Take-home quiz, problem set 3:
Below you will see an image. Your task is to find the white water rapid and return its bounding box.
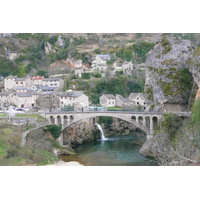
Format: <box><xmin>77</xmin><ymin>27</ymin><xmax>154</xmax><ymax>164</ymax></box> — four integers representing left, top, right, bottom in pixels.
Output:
<box><xmin>95</xmin><ymin>123</ymin><xmax>106</xmax><ymax>140</ymax></box>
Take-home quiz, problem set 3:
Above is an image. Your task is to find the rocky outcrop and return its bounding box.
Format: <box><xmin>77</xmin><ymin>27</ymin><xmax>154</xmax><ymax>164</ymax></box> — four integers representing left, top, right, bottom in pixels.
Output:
<box><xmin>145</xmin><ymin>34</ymin><xmax>196</xmax><ymax>111</ymax></box>
<box><xmin>44</xmin><ymin>42</ymin><xmax>56</xmax><ymax>55</ymax></box>
<box><xmin>63</xmin><ymin>118</ymin><xmax>98</xmax><ymax>145</ymax></box>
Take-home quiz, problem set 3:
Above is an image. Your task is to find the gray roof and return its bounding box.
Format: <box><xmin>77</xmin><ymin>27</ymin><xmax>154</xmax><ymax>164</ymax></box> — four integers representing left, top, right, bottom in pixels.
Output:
<box><xmin>14</xmin><ymin>87</ymin><xmax>31</xmax><ymax>90</ymax></box>
<box><xmin>55</xmin><ymin>91</ymin><xmax>83</xmax><ymax>98</ymax></box>
<box><xmin>121</xmin><ymin>98</ymin><xmax>132</xmax><ymax>103</ymax></box>
<box><xmin>16</xmin><ymin>92</ymin><xmax>31</xmax><ymax>97</ymax></box>
<box><xmin>103</xmin><ymin>94</ymin><xmax>116</xmax><ymax>99</ymax></box>
<box><xmin>43</xmin><ymin>78</ymin><xmax>61</xmax><ymax>81</ymax></box>
<box><xmin>129</xmin><ymin>93</ymin><xmax>147</xmax><ymax>100</ymax></box>
<box><xmin>39</xmin><ymin>86</ymin><xmax>57</xmax><ymax>91</ymax></box>
<box><xmin>0</xmin><ymin>89</ymin><xmax>15</xmax><ymax>96</ymax></box>
<box><xmin>5</xmin><ymin>75</ymin><xmax>16</xmax><ymax>79</ymax></box>
<box><xmin>15</xmin><ymin>78</ymin><xmax>26</xmax><ymax>81</ymax></box>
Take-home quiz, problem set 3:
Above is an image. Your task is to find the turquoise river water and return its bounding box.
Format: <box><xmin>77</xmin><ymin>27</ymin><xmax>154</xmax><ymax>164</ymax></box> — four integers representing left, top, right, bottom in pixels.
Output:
<box><xmin>60</xmin><ymin>133</ymin><xmax>158</xmax><ymax>166</ymax></box>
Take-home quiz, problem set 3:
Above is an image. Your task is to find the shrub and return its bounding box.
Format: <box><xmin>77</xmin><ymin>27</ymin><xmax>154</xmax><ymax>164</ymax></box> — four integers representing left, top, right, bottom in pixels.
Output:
<box><xmin>44</xmin><ymin>125</ymin><xmax>62</xmax><ymax>139</ymax></box>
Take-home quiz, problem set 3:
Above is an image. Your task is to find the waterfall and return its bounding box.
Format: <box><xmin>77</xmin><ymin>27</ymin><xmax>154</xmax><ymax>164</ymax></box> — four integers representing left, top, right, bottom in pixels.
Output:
<box><xmin>95</xmin><ymin>123</ymin><xmax>106</xmax><ymax>140</ymax></box>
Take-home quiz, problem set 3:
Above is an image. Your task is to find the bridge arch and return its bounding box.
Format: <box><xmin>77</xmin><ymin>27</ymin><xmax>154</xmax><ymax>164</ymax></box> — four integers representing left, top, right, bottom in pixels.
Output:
<box><xmin>153</xmin><ymin>116</ymin><xmax>158</xmax><ymax>129</ymax></box>
<box><xmin>50</xmin><ymin>116</ymin><xmax>54</xmax><ymax>124</ymax></box>
<box><xmin>60</xmin><ymin>113</ymin><xmax>149</xmax><ymax>135</ymax></box>
<box><xmin>57</xmin><ymin>115</ymin><xmax>62</xmax><ymax>126</ymax></box>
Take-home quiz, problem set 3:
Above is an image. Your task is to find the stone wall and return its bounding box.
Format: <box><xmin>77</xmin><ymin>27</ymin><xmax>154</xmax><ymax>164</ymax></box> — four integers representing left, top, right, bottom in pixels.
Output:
<box><xmin>62</xmin><ymin>118</ymin><xmax>99</xmax><ymax>145</ymax></box>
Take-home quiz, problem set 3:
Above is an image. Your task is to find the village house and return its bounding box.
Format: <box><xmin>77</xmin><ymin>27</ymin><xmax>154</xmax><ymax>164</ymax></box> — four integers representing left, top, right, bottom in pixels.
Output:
<box><xmin>0</xmin><ymin>89</ymin><xmax>15</xmax><ymax>107</ymax></box>
<box><xmin>100</xmin><ymin>93</ymin><xmax>149</xmax><ymax>110</ymax></box>
<box><xmin>129</xmin><ymin>93</ymin><xmax>148</xmax><ymax>110</ymax></box>
<box><xmin>4</xmin><ymin>75</ymin><xmax>64</xmax><ymax>90</ymax></box>
<box><xmin>100</xmin><ymin>94</ymin><xmax>116</xmax><ymax>107</ymax></box>
<box><xmin>35</xmin><ymin>93</ymin><xmax>59</xmax><ymax>110</ymax></box>
<box><xmin>115</xmin><ymin>94</ymin><xmax>135</xmax><ymax>107</ymax></box>
<box><xmin>11</xmin><ymin>91</ymin><xmax>39</xmax><ymax>108</ymax></box>
<box><xmin>42</xmin><ymin>77</ymin><xmax>64</xmax><ymax>89</ymax></box>
<box><xmin>55</xmin><ymin>90</ymin><xmax>89</xmax><ymax>108</ymax></box>
<box><xmin>91</xmin><ymin>54</ymin><xmax>110</xmax><ymax>72</ymax></box>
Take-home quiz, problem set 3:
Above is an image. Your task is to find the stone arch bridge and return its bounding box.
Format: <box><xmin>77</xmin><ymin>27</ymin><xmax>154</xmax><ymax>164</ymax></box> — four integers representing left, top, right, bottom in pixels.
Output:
<box><xmin>44</xmin><ymin>111</ymin><xmax>190</xmax><ymax>144</ymax></box>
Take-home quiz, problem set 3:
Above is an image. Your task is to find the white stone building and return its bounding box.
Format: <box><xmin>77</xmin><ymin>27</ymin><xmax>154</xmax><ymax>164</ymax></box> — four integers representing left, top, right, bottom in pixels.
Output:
<box><xmin>55</xmin><ymin>90</ymin><xmax>89</xmax><ymax>108</ymax></box>
<box><xmin>91</xmin><ymin>54</ymin><xmax>110</xmax><ymax>72</ymax></box>
<box><xmin>11</xmin><ymin>91</ymin><xmax>39</xmax><ymax>108</ymax></box>
<box><xmin>42</xmin><ymin>77</ymin><xmax>64</xmax><ymax>89</ymax></box>
<box><xmin>100</xmin><ymin>94</ymin><xmax>116</xmax><ymax>107</ymax></box>
<box><xmin>129</xmin><ymin>93</ymin><xmax>148</xmax><ymax>110</ymax></box>
<box><xmin>4</xmin><ymin>75</ymin><xmax>64</xmax><ymax>90</ymax></box>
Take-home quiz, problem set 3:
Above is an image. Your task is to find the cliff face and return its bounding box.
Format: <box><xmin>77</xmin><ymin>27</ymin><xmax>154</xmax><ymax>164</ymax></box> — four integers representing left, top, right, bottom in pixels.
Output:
<box><xmin>145</xmin><ymin>34</ymin><xmax>198</xmax><ymax>111</ymax></box>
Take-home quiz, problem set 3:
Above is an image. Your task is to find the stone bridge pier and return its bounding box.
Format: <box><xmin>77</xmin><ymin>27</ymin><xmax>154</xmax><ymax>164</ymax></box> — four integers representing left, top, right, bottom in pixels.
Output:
<box><xmin>44</xmin><ymin>111</ymin><xmax>167</xmax><ymax>145</ymax></box>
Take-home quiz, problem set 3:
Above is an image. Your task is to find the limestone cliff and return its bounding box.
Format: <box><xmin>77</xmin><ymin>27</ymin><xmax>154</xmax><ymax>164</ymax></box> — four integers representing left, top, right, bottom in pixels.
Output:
<box><xmin>145</xmin><ymin>34</ymin><xmax>197</xmax><ymax>111</ymax></box>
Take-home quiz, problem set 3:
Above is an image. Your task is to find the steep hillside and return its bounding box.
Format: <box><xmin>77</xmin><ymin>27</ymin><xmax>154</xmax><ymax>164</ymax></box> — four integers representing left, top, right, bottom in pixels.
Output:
<box><xmin>145</xmin><ymin>34</ymin><xmax>200</xmax><ymax>111</ymax></box>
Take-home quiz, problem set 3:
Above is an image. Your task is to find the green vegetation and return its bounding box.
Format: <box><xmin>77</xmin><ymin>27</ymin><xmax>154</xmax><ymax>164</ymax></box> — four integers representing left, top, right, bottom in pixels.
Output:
<box><xmin>158</xmin><ymin>114</ymin><xmax>183</xmax><ymax>140</ymax></box>
<box><xmin>81</xmin><ymin>75</ymin><xmax>144</xmax><ymax>104</ymax></box>
<box><xmin>36</xmin><ymin>70</ymin><xmax>49</xmax><ymax>77</ymax></box>
<box><xmin>160</xmin><ymin>35</ymin><xmax>172</xmax><ymax>54</ymax></box>
<box><xmin>161</xmin><ymin>59</ymin><xmax>175</xmax><ymax>66</ymax></box>
<box><xmin>61</xmin><ymin>105</ymin><xmax>74</xmax><ymax>111</ymax></box>
<box><xmin>145</xmin><ymin>87</ymin><xmax>154</xmax><ymax>101</ymax></box>
<box><xmin>156</xmin><ymin>68</ymin><xmax>193</xmax><ymax>105</ymax></box>
<box><xmin>0</xmin><ymin>57</ymin><xmax>19</xmax><ymax>77</ymax></box>
<box><xmin>0</xmin><ymin>124</ymin><xmax>61</xmax><ymax>166</ymax></box>
<box><xmin>15</xmin><ymin>114</ymin><xmax>47</xmax><ymax>122</ymax></box>
<box><xmin>82</xmin><ymin>73</ymin><xmax>91</xmax><ymax>79</ymax></box>
<box><xmin>193</xmin><ymin>46</ymin><xmax>200</xmax><ymax>57</ymax></box>
<box><xmin>44</xmin><ymin>125</ymin><xmax>62</xmax><ymax>139</ymax></box>
<box><xmin>0</xmin><ymin>114</ymin><xmax>7</xmax><ymax>117</ymax></box>
<box><xmin>98</xmin><ymin>116</ymin><xmax>113</xmax><ymax>129</ymax></box>
<box><xmin>107</xmin><ymin>107</ymin><xmax>124</xmax><ymax>111</ymax></box>
<box><xmin>115</xmin><ymin>41</ymin><xmax>155</xmax><ymax>63</ymax></box>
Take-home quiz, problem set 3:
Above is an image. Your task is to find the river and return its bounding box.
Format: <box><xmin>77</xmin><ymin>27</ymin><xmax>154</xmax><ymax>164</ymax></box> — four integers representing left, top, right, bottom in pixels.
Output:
<box><xmin>59</xmin><ymin>132</ymin><xmax>158</xmax><ymax>166</ymax></box>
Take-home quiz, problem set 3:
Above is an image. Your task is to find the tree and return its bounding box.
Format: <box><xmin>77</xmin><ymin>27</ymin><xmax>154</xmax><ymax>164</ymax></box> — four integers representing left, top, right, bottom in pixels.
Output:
<box><xmin>18</xmin><ymin>64</ymin><xmax>26</xmax><ymax>78</ymax></box>
<box><xmin>36</xmin><ymin>70</ymin><xmax>48</xmax><ymax>78</ymax></box>
<box><xmin>44</xmin><ymin>125</ymin><xmax>62</xmax><ymax>139</ymax></box>
<box><xmin>123</xmin><ymin>49</ymin><xmax>133</xmax><ymax>61</ymax></box>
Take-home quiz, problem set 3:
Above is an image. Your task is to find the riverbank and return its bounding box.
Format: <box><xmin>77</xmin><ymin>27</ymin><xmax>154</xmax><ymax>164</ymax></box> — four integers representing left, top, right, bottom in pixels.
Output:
<box><xmin>46</xmin><ymin>160</ymin><xmax>84</xmax><ymax>166</ymax></box>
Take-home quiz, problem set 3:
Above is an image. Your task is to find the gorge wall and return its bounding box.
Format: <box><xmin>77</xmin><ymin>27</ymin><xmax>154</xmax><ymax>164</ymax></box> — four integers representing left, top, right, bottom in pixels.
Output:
<box><xmin>145</xmin><ymin>34</ymin><xmax>200</xmax><ymax>111</ymax></box>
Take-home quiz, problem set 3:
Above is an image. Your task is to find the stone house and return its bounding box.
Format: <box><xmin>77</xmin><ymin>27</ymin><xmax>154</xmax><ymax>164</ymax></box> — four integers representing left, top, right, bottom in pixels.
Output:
<box><xmin>100</xmin><ymin>94</ymin><xmax>116</xmax><ymax>107</ymax></box>
<box><xmin>129</xmin><ymin>93</ymin><xmax>148</xmax><ymax>110</ymax></box>
<box><xmin>55</xmin><ymin>90</ymin><xmax>89</xmax><ymax>108</ymax></box>
<box><xmin>115</xmin><ymin>94</ymin><xmax>135</xmax><ymax>107</ymax></box>
<box><xmin>0</xmin><ymin>89</ymin><xmax>15</xmax><ymax>107</ymax></box>
<box><xmin>11</xmin><ymin>91</ymin><xmax>39</xmax><ymax>108</ymax></box>
<box><xmin>4</xmin><ymin>75</ymin><xmax>64</xmax><ymax>90</ymax></box>
<box><xmin>42</xmin><ymin>77</ymin><xmax>64</xmax><ymax>89</ymax></box>
<box><xmin>91</xmin><ymin>54</ymin><xmax>110</xmax><ymax>72</ymax></box>
<box><xmin>100</xmin><ymin>93</ymin><xmax>149</xmax><ymax>110</ymax></box>
<box><xmin>36</xmin><ymin>93</ymin><xmax>59</xmax><ymax>110</ymax></box>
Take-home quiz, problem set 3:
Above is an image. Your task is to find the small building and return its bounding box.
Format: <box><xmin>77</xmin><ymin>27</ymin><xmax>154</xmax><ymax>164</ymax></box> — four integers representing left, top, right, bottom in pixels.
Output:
<box><xmin>129</xmin><ymin>93</ymin><xmax>147</xmax><ymax>110</ymax></box>
<box><xmin>0</xmin><ymin>89</ymin><xmax>15</xmax><ymax>107</ymax></box>
<box><xmin>100</xmin><ymin>94</ymin><xmax>116</xmax><ymax>107</ymax></box>
<box><xmin>11</xmin><ymin>91</ymin><xmax>39</xmax><ymax>108</ymax></box>
<box><xmin>42</xmin><ymin>77</ymin><xmax>64</xmax><ymax>89</ymax></box>
<box><xmin>91</xmin><ymin>54</ymin><xmax>110</xmax><ymax>72</ymax></box>
<box><xmin>55</xmin><ymin>90</ymin><xmax>89</xmax><ymax>108</ymax></box>
<box><xmin>115</xmin><ymin>94</ymin><xmax>135</xmax><ymax>107</ymax></box>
